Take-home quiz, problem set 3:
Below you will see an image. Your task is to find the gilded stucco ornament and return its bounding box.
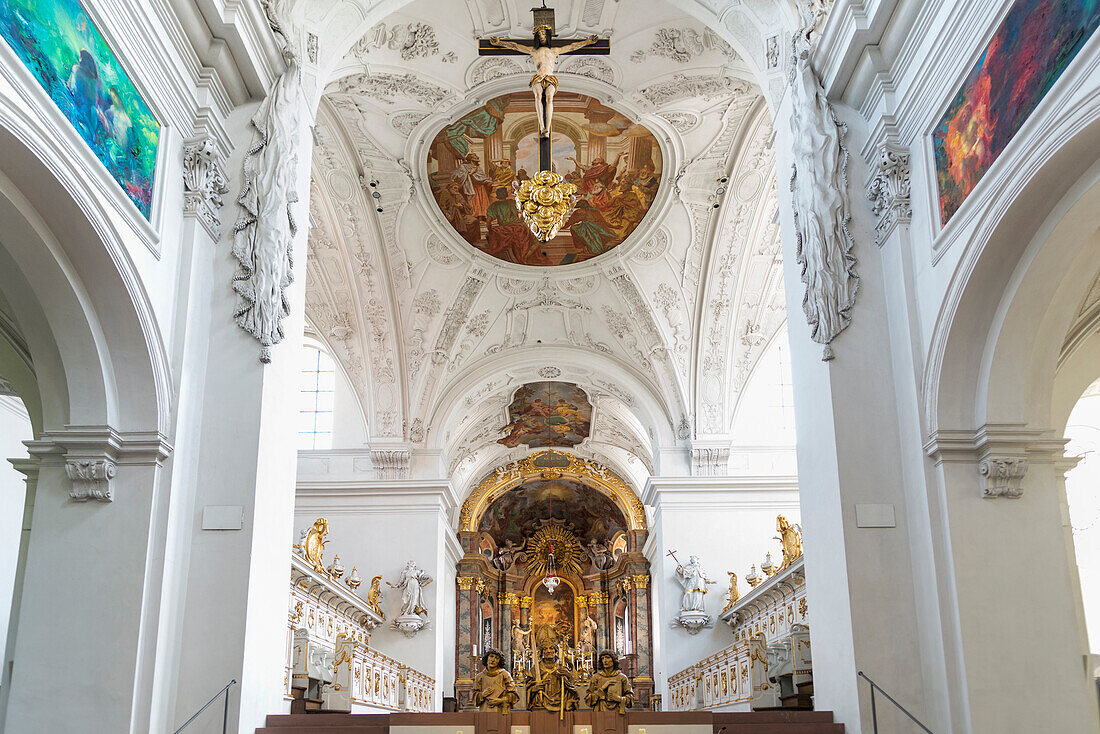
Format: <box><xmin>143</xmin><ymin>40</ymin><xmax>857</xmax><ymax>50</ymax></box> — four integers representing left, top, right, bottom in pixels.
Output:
<box><xmin>459</xmin><ymin>450</ymin><xmax>646</xmax><ymax>533</ymax></box>
<box><xmin>513</xmin><ymin>171</ymin><xmax>577</xmax><ymax>242</ymax></box>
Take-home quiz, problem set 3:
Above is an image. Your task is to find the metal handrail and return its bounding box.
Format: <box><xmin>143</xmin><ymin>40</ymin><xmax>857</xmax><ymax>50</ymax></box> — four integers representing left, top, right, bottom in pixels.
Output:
<box><xmin>173</xmin><ymin>679</ymin><xmax>237</xmax><ymax>734</ymax></box>
<box><xmin>858</xmin><ymin>671</ymin><xmax>933</xmax><ymax>734</ymax></box>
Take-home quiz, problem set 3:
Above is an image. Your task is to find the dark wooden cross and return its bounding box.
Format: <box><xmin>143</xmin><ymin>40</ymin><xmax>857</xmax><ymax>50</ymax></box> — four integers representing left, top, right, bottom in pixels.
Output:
<box><xmin>478</xmin><ymin>5</ymin><xmax>609</xmax><ymax>171</ymax></box>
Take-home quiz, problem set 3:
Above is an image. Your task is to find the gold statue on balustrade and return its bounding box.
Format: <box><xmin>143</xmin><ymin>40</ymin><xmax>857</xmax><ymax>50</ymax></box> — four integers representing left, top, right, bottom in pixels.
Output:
<box><xmin>294</xmin><ymin>518</ymin><xmax>329</xmax><ymax>574</ymax></box>
<box><xmin>367</xmin><ymin>575</ymin><xmax>385</xmax><ymax>620</ymax></box>
<box><xmin>776</xmin><ymin>515</ymin><xmax>803</xmax><ymax>569</ymax></box>
<box><xmin>722</xmin><ymin>571</ymin><xmax>740</xmax><ymax>613</ymax></box>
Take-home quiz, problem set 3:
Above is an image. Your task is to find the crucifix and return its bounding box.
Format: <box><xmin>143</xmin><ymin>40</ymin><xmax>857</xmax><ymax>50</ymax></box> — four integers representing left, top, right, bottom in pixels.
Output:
<box><xmin>479</xmin><ymin>3</ymin><xmax>609</xmax><ymax>172</ymax></box>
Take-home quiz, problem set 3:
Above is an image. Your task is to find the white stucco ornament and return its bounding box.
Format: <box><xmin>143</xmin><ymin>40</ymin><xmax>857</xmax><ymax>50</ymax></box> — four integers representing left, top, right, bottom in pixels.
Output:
<box><xmin>389</xmin><ymin>560</ymin><xmax>433</xmax><ymax>638</ymax></box>
<box><xmin>788</xmin><ymin>17</ymin><xmax>860</xmax><ymax>361</ymax></box>
<box><xmin>672</xmin><ymin>553</ymin><xmax>715</xmax><ymax>634</ymax></box>
<box><xmin>232</xmin><ymin>2</ymin><xmax>302</xmax><ymax>363</ymax></box>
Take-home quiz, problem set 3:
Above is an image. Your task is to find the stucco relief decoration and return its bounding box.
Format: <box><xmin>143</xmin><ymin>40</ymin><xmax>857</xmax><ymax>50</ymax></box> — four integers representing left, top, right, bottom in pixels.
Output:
<box><xmin>232</xmin><ymin>2</ymin><xmax>302</xmax><ymax>363</ymax></box>
<box><xmin>788</xmin><ymin>17</ymin><xmax>860</xmax><ymax>361</ymax></box>
<box><xmin>978</xmin><ymin>457</ymin><xmax>1028</xmax><ymax>499</ymax></box>
<box><xmin>630</xmin><ymin>27</ymin><xmax>734</xmax><ymax>64</ymax></box>
<box><xmin>866</xmin><ymin>143</ymin><xmax>911</xmax><ymax>245</ymax></box>
<box><xmin>183</xmin><ymin>136</ymin><xmax>230</xmax><ymax>239</ymax></box>
<box><xmin>66</xmin><ymin>458</ymin><xmax>117</xmax><ymax>502</ymax></box>
<box><xmin>427</xmin><ymin>92</ymin><xmax>662</xmax><ymax>266</ymax></box>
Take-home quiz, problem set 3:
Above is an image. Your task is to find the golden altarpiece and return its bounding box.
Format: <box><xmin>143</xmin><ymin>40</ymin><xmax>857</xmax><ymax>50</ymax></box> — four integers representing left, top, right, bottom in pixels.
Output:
<box><xmin>454</xmin><ymin>451</ymin><xmax>654</xmax><ymax>711</ymax></box>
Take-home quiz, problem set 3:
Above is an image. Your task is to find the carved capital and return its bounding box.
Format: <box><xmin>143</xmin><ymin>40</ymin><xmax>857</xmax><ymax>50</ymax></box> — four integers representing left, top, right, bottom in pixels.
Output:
<box><xmin>866</xmin><ymin>143</ymin><xmax>911</xmax><ymax>245</ymax></box>
<box><xmin>456</xmin><ymin>576</ymin><xmax>476</xmax><ymax>590</ymax></box>
<box><xmin>632</xmin><ymin>574</ymin><xmax>650</xmax><ymax>589</ymax></box>
<box><xmin>691</xmin><ymin>447</ymin><xmax>730</xmax><ymax>477</ymax></box>
<box><xmin>371</xmin><ymin>449</ymin><xmax>410</xmax><ymax>480</ymax></box>
<box><xmin>978</xmin><ymin>457</ymin><xmax>1029</xmax><ymax>499</ymax></box>
<box><xmin>182</xmin><ymin>136</ymin><xmax>230</xmax><ymax>239</ymax></box>
<box><xmin>66</xmin><ymin>458</ymin><xmax>117</xmax><ymax>502</ymax></box>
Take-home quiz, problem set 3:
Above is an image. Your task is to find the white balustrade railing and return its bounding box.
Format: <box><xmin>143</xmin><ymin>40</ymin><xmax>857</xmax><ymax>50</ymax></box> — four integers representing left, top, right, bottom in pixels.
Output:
<box><xmin>670</xmin><ymin>556</ymin><xmax>811</xmax><ymax>712</ymax></box>
<box><xmin>285</xmin><ymin>553</ymin><xmax>435</xmax><ymax>712</ymax></box>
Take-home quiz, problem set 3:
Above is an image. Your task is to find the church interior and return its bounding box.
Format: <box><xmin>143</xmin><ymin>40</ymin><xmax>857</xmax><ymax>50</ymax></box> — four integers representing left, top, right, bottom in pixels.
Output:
<box><xmin>0</xmin><ymin>0</ymin><xmax>1099</xmax><ymax>732</ymax></box>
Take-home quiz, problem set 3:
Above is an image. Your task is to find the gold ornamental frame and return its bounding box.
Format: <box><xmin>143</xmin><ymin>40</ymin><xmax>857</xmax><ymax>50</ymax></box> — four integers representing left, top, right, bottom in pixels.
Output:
<box><xmin>458</xmin><ymin>450</ymin><xmax>646</xmax><ymax>533</ymax></box>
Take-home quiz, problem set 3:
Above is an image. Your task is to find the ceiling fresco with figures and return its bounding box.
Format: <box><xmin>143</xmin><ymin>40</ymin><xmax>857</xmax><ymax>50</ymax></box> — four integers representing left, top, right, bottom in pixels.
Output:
<box><xmin>477</xmin><ymin>479</ymin><xmax>626</xmax><ymax>546</ymax></box>
<box><xmin>427</xmin><ymin>91</ymin><xmax>662</xmax><ymax>265</ymax></box>
<box><xmin>298</xmin><ymin>0</ymin><xmax>792</xmax><ymax>490</ymax></box>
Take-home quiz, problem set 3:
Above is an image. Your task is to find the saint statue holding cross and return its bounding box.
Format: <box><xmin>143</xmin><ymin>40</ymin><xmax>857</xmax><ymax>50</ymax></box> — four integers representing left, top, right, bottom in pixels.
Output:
<box><xmin>487</xmin><ymin>28</ymin><xmax>601</xmax><ymax>138</ymax></box>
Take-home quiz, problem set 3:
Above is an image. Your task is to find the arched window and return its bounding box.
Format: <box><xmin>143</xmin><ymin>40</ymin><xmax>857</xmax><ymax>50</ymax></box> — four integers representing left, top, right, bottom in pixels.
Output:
<box><xmin>299</xmin><ymin>346</ymin><xmax>335</xmax><ymax>450</ymax></box>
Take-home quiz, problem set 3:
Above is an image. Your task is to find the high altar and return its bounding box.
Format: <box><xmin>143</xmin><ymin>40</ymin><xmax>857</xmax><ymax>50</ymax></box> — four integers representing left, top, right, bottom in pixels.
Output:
<box><xmin>453</xmin><ymin>450</ymin><xmax>655</xmax><ymax>711</ymax></box>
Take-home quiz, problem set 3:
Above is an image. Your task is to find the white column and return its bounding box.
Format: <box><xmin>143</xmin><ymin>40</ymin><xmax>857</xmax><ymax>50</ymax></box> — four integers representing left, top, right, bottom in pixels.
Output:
<box><xmin>773</xmin><ymin>95</ymin><xmax>932</xmax><ymax>733</ymax></box>
<box><xmin>169</xmin><ymin>92</ymin><xmax>315</xmax><ymax>733</ymax></box>
<box><xmin>642</xmin><ymin>477</ymin><xmax>800</xmax><ymax>704</ymax></box>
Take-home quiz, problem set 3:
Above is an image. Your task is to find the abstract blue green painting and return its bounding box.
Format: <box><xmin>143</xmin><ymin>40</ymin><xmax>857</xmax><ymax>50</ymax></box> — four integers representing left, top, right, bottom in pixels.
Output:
<box><xmin>0</xmin><ymin>0</ymin><xmax>159</xmax><ymax>217</ymax></box>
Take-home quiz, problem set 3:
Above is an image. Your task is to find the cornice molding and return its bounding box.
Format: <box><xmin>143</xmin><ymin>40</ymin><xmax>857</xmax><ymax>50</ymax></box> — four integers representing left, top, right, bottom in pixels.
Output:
<box><xmin>924</xmin><ymin>424</ymin><xmax>1067</xmax><ymax>499</ymax></box>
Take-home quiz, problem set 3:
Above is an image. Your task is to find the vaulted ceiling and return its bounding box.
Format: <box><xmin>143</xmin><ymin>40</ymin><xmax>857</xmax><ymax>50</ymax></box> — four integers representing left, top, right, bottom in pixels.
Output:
<box><xmin>298</xmin><ymin>0</ymin><xmax>790</xmax><ymax>486</ymax></box>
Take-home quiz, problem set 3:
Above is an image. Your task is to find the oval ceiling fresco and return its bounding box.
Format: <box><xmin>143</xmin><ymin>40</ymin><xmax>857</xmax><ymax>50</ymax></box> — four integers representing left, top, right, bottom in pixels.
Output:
<box><xmin>427</xmin><ymin>91</ymin><xmax>662</xmax><ymax>266</ymax></box>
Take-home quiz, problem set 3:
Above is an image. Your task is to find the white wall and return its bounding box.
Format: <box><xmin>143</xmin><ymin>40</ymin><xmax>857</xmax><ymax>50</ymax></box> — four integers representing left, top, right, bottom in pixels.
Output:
<box><xmin>642</xmin><ymin>478</ymin><xmax>800</xmax><ymax>704</ymax></box>
<box><xmin>294</xmin><ymin>473</ymin><xmax>460</xmax><ymax>709</ymax></box>
<box><xmin>0</xmin><ymin>395</ymin><xmax>28</xmax><ymax>684</ymax></box>
<box><xmin>1066</xmin><ymin>384</ymin><xmax>1100</xmax><ymax>653</ymax></box>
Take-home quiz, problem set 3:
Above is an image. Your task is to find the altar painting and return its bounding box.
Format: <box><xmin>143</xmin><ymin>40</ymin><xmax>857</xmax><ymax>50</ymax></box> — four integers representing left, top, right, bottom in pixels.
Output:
<box><xmin>0</xmin><ymin>0</ymin><xmax>160</xmax><ymax>217</ymax></box>
<box><xmin>498</xmin><ymin>381</ymin><xmax>592</xmax><ymax>449</ymax></box>
<box><xmin>531</xmin><ymin>582</ymin><xmax>575</xmax><ymax>650</ymax></box>
<box><xmin>933</xmin><ymin>0</ymin><xmax>1100</xmax><ymax>224</ymax></box>
<box><xmin>428</xmin><ymin>91</ymin><xmax>661</xmax><ymax>266</ymax></box>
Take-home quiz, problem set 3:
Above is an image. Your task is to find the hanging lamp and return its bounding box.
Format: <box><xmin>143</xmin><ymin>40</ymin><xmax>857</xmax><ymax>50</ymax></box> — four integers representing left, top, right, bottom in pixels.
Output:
<box><xmin>540</xmin><ymin>380</ymin><xmax>561</xmax><ymax>595</ymax></box>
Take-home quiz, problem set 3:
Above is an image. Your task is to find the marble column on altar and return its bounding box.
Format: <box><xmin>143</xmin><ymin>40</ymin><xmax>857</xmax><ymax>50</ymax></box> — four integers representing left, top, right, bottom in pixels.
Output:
<box><xmin>456</xmin><ymin>576</ymin><xmax>475</xmax><ymax>707</ymax></box>
<box><xmin>498</xmin><ymin>592</ymin><xmax>514</xmax><ymax>667</ymax></box>
<box><xmin>632</xmin><ymin>572</ymin><xmax>653</xmax><ymax>707</ymax></box>
<box><xmin>593</xmin><ymin>589</ymin><xmax>610</xmax><ymax>654</ymax></box>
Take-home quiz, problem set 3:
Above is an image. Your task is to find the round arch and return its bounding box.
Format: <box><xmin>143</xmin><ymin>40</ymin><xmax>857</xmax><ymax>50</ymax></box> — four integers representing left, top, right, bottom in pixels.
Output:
<box><xmin>927</xmin><ymin>92</ymin><xmax>1100</xmax><ymax>437</ymax></box>
<box><xmin>458</xmin><ymin>449</ymin><xmax>646</xmax><ymax>534</ymax></box>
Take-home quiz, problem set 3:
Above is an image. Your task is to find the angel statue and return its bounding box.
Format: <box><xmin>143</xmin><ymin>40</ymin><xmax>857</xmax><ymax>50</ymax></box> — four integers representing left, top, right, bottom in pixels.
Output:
<box><xmin>722</xmin><ymin>571</ymin><xmax>740</xmax><ymax>613</ymax></box>
<box><xmin>389</xmin><ymin>560</ymin><xmax>433</xmax><ymax>617</ymax></box>
<box><xmin>487</xmin><ymin>27</ymin><xmax>600</xmax><ymax>137</ymax></box>
<box><xmin>776</xmin><ymin>516</ymin><xmax>803</xmax><ymax>569</ymax></box>
<box><xmin>366</xmin><ymin>575</ymin><xmax>385</xmax><ymax>620</ymax></box>
<box><xmin>294</xmin><ymin>518</ymin><xmax>328</xmax><ymax>574</ymax></box>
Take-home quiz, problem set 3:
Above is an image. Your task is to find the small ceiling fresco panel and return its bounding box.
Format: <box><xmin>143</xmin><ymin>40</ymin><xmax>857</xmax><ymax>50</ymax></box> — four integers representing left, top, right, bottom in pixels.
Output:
<box><xmin>498</xmin><ymin>381</ymin><xmax>592</xmax><ymax>448</ymax></box>
<box><xmin>477</xmin><ymin>478</ymin><xmax>627</xmax><ymax>547</ymax></box>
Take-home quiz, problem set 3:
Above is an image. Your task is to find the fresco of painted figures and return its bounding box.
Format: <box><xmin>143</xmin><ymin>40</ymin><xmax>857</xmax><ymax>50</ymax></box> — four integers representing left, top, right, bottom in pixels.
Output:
<box><xmin>933</xmin><ymin>0</ymin><xmax>1100</xmax><ymax>225</ymax></box>
<box><xmin>428</xmin><ymin>91</ymin><xmax>661</xmax><ymax>266</ymax></box>
<box><xmin>477</xmin><ymin>479</ymin><xmax>627</xmax><ymax>546</ymax></box>
<box><xmin>0</xmin><ymin>0</ymin><xmax>159</xmax><ymax>218</ymax></box>
<box><xmin>498</xmin><ymin>381</ymin><xmax>593</xmax><ymax>448</ymax></box>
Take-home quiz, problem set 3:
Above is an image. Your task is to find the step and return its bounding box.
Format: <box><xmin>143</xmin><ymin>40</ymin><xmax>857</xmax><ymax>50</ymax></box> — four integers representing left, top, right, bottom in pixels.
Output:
<box><xmin>712</xmin><ymin>726</ymin><xmax>843</xmax><ymax>734</ymax></box>
<box><xmin>258</xmin><ymin>728</ymin><xmax>389</xmax><ymax>734</ymax></box>
<box><xmin>265</xmin><ymin>713</ymin><xmax>391</xmax><ymax>727</ymax></box>
<box><xmin>714</xmin><ymin>711</ymin><xmax>834</xmax><ymax>723</ymax></box>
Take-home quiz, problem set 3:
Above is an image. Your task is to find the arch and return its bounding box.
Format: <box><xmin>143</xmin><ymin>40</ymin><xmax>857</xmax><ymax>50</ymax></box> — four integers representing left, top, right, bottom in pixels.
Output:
<box><xmin>458</xmin><ymin>449</ymin><xmax>646</xmax><ymax>533</ymax></box>
<box><xmin>927</xmin><ymin>92</ymin><xmax>1100</xmax><ymax>437</ymax></box>
<box><xmin>0</xmin><ymin>95</ymin><xmax>168</xmax><ymax>437</ymax></box>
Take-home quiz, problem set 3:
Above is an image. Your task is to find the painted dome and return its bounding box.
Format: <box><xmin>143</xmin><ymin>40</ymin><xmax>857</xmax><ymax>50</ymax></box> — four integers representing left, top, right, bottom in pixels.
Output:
<box><xmin>427</xmin><ymin>91</ymin><xmax>662</xmax><ymax>266</ymax></box>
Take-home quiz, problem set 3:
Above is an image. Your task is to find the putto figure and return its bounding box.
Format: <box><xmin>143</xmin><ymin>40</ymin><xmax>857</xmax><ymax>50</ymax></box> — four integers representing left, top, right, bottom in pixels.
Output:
<box><xmin>473</xmin><ymin>648</ymin><xmax>520</xmax><ymax>713</ymax></box>
<box><xmin>586</xmin><ymin>650</ymin><xmax>634</xmax><ymax>714</ymax></box>
<box><xmin>488</xmin><ymin>28</ymin><xmax>599</xmax><ymax>136</ymax></box>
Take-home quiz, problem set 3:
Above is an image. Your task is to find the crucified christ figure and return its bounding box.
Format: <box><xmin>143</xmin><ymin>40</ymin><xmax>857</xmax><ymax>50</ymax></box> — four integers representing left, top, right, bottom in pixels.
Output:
<box><xmin>489</xmin><ymin>27</ymin><xmax>600</xmax><ymax>137</ymax></box>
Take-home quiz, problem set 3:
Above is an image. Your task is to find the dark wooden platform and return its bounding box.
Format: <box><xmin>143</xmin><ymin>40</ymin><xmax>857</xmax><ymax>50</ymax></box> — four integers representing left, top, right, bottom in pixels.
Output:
<box><xmin>259</xmin><ymin>709</ymin><xmax>843</xmax><ymax>733</ymax></box>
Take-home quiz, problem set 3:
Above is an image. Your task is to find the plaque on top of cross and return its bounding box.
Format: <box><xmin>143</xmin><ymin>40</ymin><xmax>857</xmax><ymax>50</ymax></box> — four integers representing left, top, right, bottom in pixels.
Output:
<box><xmin>479</xmin><ymin>3</ymin><xmax>609</xmax><ymax>156</ymax></box>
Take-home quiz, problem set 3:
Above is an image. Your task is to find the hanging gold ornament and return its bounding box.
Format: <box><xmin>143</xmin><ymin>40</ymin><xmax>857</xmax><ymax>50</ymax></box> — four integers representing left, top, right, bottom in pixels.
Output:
<box><xmin>513</xmin><ymin>171</ymin><xmax>577</xmax><ymax>242</ymax></box>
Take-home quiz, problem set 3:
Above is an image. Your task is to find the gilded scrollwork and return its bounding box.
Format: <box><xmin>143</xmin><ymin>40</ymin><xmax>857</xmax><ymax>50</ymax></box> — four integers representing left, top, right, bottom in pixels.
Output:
<box><xmin>459</xmin><ymin>450</ymin><xmax>646</xmax><ymax>532</ymax></box>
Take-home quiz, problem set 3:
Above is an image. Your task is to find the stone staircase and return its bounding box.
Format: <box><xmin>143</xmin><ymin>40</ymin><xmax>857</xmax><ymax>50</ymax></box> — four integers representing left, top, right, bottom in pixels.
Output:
<box><xmin>258</xmin><ymin>709</ymin><xmax>843</xmax><ymax>733</ymax></box>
